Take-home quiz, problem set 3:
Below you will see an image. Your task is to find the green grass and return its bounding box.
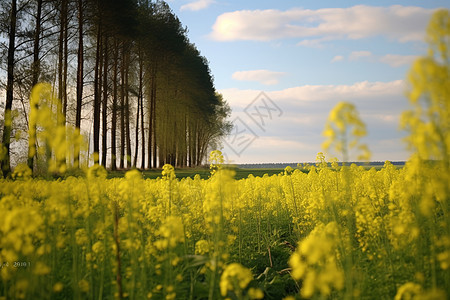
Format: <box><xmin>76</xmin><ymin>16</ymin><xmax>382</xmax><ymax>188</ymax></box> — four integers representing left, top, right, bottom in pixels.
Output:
<box><xmin>107</xmin><ymin>167</ymin><xmax>292</xmax><ymax>180</ymax></box>
<box><xmin>106</xmin><ymin>162</ymin><xmax>401</xmax><ymax>180</ymax></box>
<box><xmin>232</xmin><ymin>168</ymin><xmax>288</xmax><ymax>179</ymax></box>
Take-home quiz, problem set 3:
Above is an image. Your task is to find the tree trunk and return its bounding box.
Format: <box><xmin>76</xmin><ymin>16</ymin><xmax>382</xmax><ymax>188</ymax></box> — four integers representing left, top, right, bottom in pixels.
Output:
<box><xmin>133</xmin><ymin>51</ymin><xmax>141</xmax><ymax>168</ymax></box>
<box><xmin>192</xmin><ymin>123</ymin><xmax>198</xmax><ymax>166</ymax></box>
<box><xmin>75</xmin><ymin>0</ymin><xmax>84</xmax><ymax>167</ymax></box>
<box><xmin>101</xmin><ymin>34</ymin><xmax>108</xmax><ymax>167</ymax></box>
<box><xmin>188</xmin><ymin>123</ymin><xmax>192</xmax><ymax>167</ymax></box>
<box><xmin>133</xmin><ymin>88</ymin><xmax>140</xmax><ymax>168</ymax></box>
<box><xmin>58</xmin><ymin>0</ymin><xmax>68</xmax><ymax>118</ymax></box>
<box><xmin>146</xmin><ymin>65</ymin><xmax>154</xmax><ymax>169</ymax></box>
<box><xmin>125</xmin><ymin>53</ymin><xmax>132</xmax><ymax>168</ymax></box>
<box><xmin>93</xmin><ymin>25</ymin><xmax>102</xmax><ymax>164</ymax></box>
<box><xmin>139</xmin><ymin>52</ymin><xmax>145</xmax><ymax>170</ymax></box>
<box><xmin>152</xmin><ymin>64</ymin><xmax>157</xmax><ymax>169</ymax></box>
<box><xmin>119</xmin><ymin>44</ymin><xmax>125</xmax><ymax>169</ymax></box>
<box><xmin>31</xmin><ymin>0</ymin><xmax>42</xmax><ymax>87</ymax></box>
<box><xmin>111</xmin><ymin>38</ymin><xmax>118</xmax><ymax>170</ymax></box>
<box><xmin>27</xmin><ymin>0</ymin><xmax>43</xmax><ymax>172</ymax></box>
<box><xmin>63</xmin><ymin>0</ymin><xmax>68</xmax><ymax>121</ymax></box>
<box><xmin>1</xmin><ymin>0</ymin><xmax>17</xmax><ymax>177</ymax></box>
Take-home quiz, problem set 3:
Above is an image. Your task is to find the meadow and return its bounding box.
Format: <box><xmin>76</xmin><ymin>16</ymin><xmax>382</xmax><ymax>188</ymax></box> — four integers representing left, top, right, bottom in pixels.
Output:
<box><xmin>107</xmin><ymin>163</ymin><xmax>398</xmax><ymax>180</ymax></box>
<box><xmin>0</xmin><ymin>152</ymin><xmax>449</xmax><ymax>300</ymax></box>
<box><xmin>0</xmin><ymin>9</ymin><xmax>449</xmax><ymax>300</ymax></box>
<box><xmin>108</xmin><ymin>167</ymin><xmax>291</xmax><ymax>180</ymax></box>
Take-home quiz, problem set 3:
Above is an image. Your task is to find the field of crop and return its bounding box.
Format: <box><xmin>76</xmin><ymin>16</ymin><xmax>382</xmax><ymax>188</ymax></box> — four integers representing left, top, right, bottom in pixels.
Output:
<box><xmin>0</xmin><ymin>9</ymin><xmax>449</xmax><ymax>300</ymax></box>
<box><xmin>1</xmin><ymin>150</ymin><xmax>449</xmax><ymax>299</ymax></box>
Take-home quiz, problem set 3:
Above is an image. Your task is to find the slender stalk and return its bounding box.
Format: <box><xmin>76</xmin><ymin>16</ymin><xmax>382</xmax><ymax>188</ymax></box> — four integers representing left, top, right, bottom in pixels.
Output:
<box><xmin>113</xmin><ymin>201</ymin><xmax>124</xmax><ymax>300</ymax></box>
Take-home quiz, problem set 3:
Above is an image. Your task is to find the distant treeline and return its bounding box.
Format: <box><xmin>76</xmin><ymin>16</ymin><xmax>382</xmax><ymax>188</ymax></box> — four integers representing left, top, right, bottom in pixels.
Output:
<box><xmin>237</xmin><ymin>161</ymin><xmax>407</xmax><ymax>169</ymax></box>
<box><xmin>0</xmin><ymin>0</ymin><xmax>231</xmax><ymax>176</ymax></box>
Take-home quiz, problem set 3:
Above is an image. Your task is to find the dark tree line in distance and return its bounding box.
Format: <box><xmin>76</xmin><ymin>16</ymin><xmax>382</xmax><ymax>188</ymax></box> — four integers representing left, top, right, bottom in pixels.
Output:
<box><xmin>0</xmin><ymin>0</ymin><xmax>231</xmax><ymax>176</ymax></box>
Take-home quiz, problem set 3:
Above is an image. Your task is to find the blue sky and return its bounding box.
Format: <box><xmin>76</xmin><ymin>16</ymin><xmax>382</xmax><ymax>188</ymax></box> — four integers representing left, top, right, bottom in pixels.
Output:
<box><xmin>171</xmin><ymin>0</ymin><xmax>449</xmax><ymax>163</ymax></box>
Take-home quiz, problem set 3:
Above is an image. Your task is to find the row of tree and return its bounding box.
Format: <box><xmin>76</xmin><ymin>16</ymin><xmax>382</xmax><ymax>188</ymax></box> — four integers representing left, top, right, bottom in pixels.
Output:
<box><xmin>0</xmin><ymin>0</ymin><xmax>231</xmax><ymax>176</ymax></box>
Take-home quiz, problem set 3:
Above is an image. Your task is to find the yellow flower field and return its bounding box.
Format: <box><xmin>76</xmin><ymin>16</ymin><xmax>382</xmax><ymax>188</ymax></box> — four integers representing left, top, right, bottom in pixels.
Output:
<box><xmin>0</xmin><ymin>8</ymin><xmax>449</xmax><ymax>300</ymax></box>
<box><xmin>0</xmin><ymin>150</ymin><xmax>449</xmax><ymax>299</ymax></box>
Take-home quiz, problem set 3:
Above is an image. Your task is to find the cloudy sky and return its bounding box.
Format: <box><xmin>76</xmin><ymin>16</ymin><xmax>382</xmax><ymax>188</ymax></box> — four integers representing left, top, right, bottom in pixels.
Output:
<box><xmin>172</xmin><ymin>0</ymin><xmax>449</xmax><ymax>163</ymax></box>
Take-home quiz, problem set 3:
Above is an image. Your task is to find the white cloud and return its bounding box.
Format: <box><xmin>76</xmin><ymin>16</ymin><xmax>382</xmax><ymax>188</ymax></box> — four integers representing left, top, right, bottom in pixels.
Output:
<box><xmin>331</xmin><ymin>52</ymin><xmax>418</xmax><ymax>67</ymax></box>
<box><xmin>349</xmin><ymin>51</ymin><xmax>373</xmax><ymax>61</ymax></box>
<box><xmin>331</xmin><ymin>55</ymin><xmax>344</xmax><ymax>63</ymax></box>
<box><xmin>221</xmin><ymin>80</ymin><xmax>406</xmax><ymax>112</ymax></box>
<box><xmin>223</xmin><ymin>137</ymin><xmax>314</xmax><ymax>163</ymax></box>
<box><xmin>217</xmin><ymin>88</ymin><xmax>260</xmax><ymax>109</ymax></box>
<box><xmin>379</xmin><ymin>54</ymin><xmax>418</xmax><ymax>67</ymax></box>
<box><xmin>210</xmin><ymin>5</ymin><xmax>434</xmax><ymax>44</ymax></box>
<box><xmin>180</xmin><ymin>0</ymin><xmax>214</xmax><ymax>12</ymax></box>
<box><xmin>219</xmin><ymin>80</ymin><xmax>410</xmax><ymax>163</ymax></box>
<box><xmin>232</xmin><ymin>70</ymin><xmax>286</xmax><ymax>85</ymax></box>
<box><xmin>269</xmin><ymin>80</ymin><xmax>405</xmax><ymax>103</ymax></box>
<box><xmin>297</xmin><ymin>38</ymin><xmax>328</xmax><ymax>48</ymax></box>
